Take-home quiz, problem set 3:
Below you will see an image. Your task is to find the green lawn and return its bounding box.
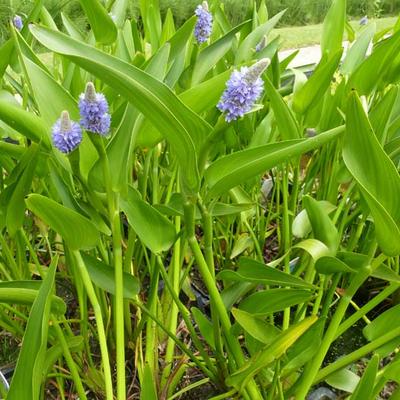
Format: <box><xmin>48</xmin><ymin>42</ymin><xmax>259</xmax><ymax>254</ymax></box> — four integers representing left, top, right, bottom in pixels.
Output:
<box><xmin>271</xmin><ymin>16</ymin><xmax>398</xmax><ymax>49</ymax></box>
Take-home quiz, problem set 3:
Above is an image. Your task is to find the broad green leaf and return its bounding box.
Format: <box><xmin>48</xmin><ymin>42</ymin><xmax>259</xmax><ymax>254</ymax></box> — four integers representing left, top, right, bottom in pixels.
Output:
<box><xmin>0</xmin><ymin>100</ymin><xmax>50</xmax><ymax>146</ymax></box>
<box><xmin>325</xmin><ymin>368</ymin><xmax>360</xmax><ymax>393</ymax></box>
<box><xmin>0</xmin><ymin>288</ymin><xmax>65</xmax><ymax>314</ymax></box>
<box><xmin>192</xmin><ymin>20</ymin><xmax>250</xmax><ymax>85</ymax></box>
<box><xmin>303</xmin><ymin>196</ymin><xmax>339</xmax><ymax>254</ymax></box>
<box><xmin>110</xmin><ymin>0</ymin><xmax>129</xmax><ymax>29</ymax></box>
<box><xmin>230</xmin><ymin>234</ymin><xmax>253</xmax><ymax>259</ymax></box>
<box><xmin>30</xmin><ymin>25</ymin><xmax>211</xmax><ymax>191</ymax></box>
<box><xmin>348</xmin><ymin>29</ymin><xmax>400</xmax><ymax>95</ymax></box>
<box><xmin>6</xmin><ymin>145</ymin><xmax>39</xmax><ymax>236</ymax></box>
<box><xmin>315</xmin><ymin>256</ymin><xmax>357</xmax><ymax>274</ymax></box>
<box><xmin>78</xmin><ymin>0</ymin><xmax>117</xmax><ymax>44</ymax></box>
<box><xmin>294</xmin><ymin>239</ymin><xmax>331</xmax><ymax>261</ymax></box>
<box><xmin>7</xmin><ymin>257</ymin><xmax>60</xmax><ymax>399</ymax></box>
<box><xmin>371</xmin><ymin>264</ymin><xmax>400</xmax><ymax>283</ymax></box>
<box><xmin>232</xmin><ymin>308</ymin><xmax>280</xmax><ymax>344</ymax></box>
<box><xmin>61</xmin><ymin>13</ymin><xmax>84</xmax><ymax>40</ymax></box>
<box><xmin>0</xmin><ymin>40</ymin><xmax>13</xmax><ymax>78</ymax></box>
<box><xmin>218</xmin><ymin>257</ymin><xmax>314</xmax><ymax>288</ymax></box>
<box><xmin>81</xmin><ymin>254</ymin><xmax>140</xmax><ymax>298</ymax></box>
<box><xmin>226</xmin><ymin>316</ymin><xmax>317</xmax><ymax>390</ymax></box>
<box><xmin>26</xmin><ymin>194</ymin><xmax>100</xmax><ymax>250</ymax></box>
<box><xmin>343</xmin><ymin>91</ymin><xmax>400</xmax><ymax>256</ymax></box>
<box><xmin>350</xmin><ymin>354</ymin><xmax>379</xmax><ymax>400</ymax></box>
<box><xmin>205</xmin><ymin>125</ymin><xmax>344</xmax><ymax>198</ymax></box>
<box><xmin>282</xmin><ymin>318</ymin><xmax>325</xmax><ymax>373</ymax></box>
<box><xmin>235</xmin><ymin>10</ymin><xmax>285</xmax><ymax>64</ymax></box>
<box><xmin>264</xmin><ymin>76</ymin><xmax>300</xmax><ymax>140</ymax></box>
<box><xmin>192</xmin><ymin>307</ymin><xmax>215</xmax><ymax>349</ymax></box>
<box><xmin>369</xmin><ymin>85</ymin><xmax>398</xmax><ymax>144</ymax></box>
<box><xmin>341</xmin><ymin>23</ymin><xmax>376</xmax><ymax>75</ymax></box>
<box><xmin>292</xmin><ymin>201</ymin><xmax>336</xmax><ymax>238</ymax></box>
<box><xmin>120</xmin><ymin>187</ymin><xmax>176</xmax><ymax>254</ymax></box>
<box><xmin>239</xmin><ymin>289</ymin><xmax>314</xmax><ymax>315</ymax></box>
<box><xmin>321</xmin><ymin>0</ymin><xmax>346</xmax><ymax>56</ymax></box>
<box><xmin>293</xmin><ymin>50</ymin><xmax>342</xmax><ymax>115</ymax></box>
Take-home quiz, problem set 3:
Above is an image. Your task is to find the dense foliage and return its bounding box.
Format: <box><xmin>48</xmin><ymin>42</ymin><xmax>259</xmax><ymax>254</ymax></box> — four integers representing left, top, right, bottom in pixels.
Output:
<box><xmin>1</xmin><ymin>0</ymin><xmax>400</xmax><ymax>399</ymax></box>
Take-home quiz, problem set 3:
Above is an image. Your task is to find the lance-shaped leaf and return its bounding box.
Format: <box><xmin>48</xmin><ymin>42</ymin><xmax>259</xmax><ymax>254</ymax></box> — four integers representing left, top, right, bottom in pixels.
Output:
<box><xmin>30</xmin><ymin>25</ymin><xmax>211</xmax><ymax>191</ymax></box>
<box><xmin>321</xmin><ymin>0</ymin><xmax>346</xmax><ymax>56</ymax></box>
<box><xmin>26</xmin><ymin>194</ymin><xmax>100</xmax><ymax>250</ymax></box>
<box><xmin>205</xmin><ymin>125</ymin><xmax>344</xmax><ymax>198</ymax></box>
<box><xmin>226</xmin><ymin>316</ymin><xmax>317</xmax><ymax>390</ymax></box>
<box><xmin>343</xmin><ymin>91</ymin><xmax>400</xmax><ymax>256</ymax></box>
<box><xmin>7</xmin><ymin>257</ymin><xmax>60</xmax><ymax>400</ymax></box>
<box><xmin>78</xmin><ymin>0</ymin><xmax>117</xmax><ymax>44</ymax></box>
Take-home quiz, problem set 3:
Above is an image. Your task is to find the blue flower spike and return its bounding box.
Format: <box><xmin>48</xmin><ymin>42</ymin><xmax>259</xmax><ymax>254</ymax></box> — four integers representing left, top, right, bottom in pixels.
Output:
<box><xmin>217</xmin><ymin>58</ymin><xmax>270</xmax><ymax>122</ymax></box>
<box><xmin>194</xmin><ymin>1</ymin><xmax>213</xmax><ymax>44</ymax></box>
<box><xmin>52</xmin><ymin>111</ymin><xmax>82</xmax><ymax>154</ymax></box>
<box><xmin>13</xmin><ymin>15</ymin><xmax>23</xmax><ymax>30</ymax></box>
<box><xmin>79</xmin><ymin>82</ymin><xmax>111</xmax><ymax>136</ymax></box>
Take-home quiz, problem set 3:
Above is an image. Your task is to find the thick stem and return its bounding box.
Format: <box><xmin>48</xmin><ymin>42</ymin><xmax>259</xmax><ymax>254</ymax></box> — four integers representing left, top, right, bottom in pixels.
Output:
<box><xmin>73</xmin><ymin>251</ymin><xmax>113</xmax><ymax>400</ymax></box>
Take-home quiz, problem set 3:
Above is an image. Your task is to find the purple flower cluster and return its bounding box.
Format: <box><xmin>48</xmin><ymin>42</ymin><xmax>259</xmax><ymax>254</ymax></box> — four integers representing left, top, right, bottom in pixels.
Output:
<box><xmin>79</xmin><ymin>82</ymin><xmax>111</xmax><ymax>135</ymax></box>
<box><xmin>217</xmin><ymin>58</ymin><xmax>270</xmax><ymax>122</ymax></box>
<box><xmin>52</xmin><ymin>111</ymin><xmax>82</xmax><ymax>154</ymax></box>
<box><xmin>194</xmin><ymin>2</ymin><xmax>212</xmax><ymax>44</ymax></box>
<box><xmin>13</xmin><ymin>15</ymin><xmax>23</xmax><ymax>30</ymax></box>
<box><xmin>52</xmin><ymin>82</ymin><xmax>111</xmax><ymax>154</ymax></box>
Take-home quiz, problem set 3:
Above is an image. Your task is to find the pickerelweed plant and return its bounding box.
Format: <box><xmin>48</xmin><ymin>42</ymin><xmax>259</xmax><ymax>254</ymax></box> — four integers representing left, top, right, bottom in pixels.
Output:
<box><xmin>0</xmin><ymin>0</ymin><xmax>400</xmax><ymax>399</ymax></box>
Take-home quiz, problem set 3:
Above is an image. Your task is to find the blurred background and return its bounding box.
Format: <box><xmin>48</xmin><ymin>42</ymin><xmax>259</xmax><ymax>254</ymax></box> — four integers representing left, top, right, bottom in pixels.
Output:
<box><xmin>1</xmin><ymin>0</ymin><xmax>400</xmax><ymax>44</ymax></box>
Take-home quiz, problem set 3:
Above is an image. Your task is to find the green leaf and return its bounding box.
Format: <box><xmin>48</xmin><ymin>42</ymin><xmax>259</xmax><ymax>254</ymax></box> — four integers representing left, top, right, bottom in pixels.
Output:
<box><xmin>325</xmin><ymin>368</ymin><xmax>360</xmax><ymax>393</ymax></box>
<box><xmin>226</xmin><ymin>316</ymin><xmax>317</xmax><ymax>390</ymax></box>
<box><xmin>78</xmin><ymin>0</ymin><xmax>117</xmax><ymax>44</ymax></box>
<box><xmin>303</xmin><ymin>196</ymin><xmax>339</xmax><ymax>254</ymax></box>
<box><xmin>282</xmin><ymin>318</ymin><xmax>325</xmax><ymax>373</ymax></box>
<box><xmin>0</xmin><ymin>287</ymin><xmax>65</xmax><ymax>315</ymax></box>
<box><xmin>192</xmin><ymin>307</ymin><xmax>215</xmax><ymax>349</ymax></box>
<box><xmin>293</xmin><ymin>50</ymin><xmax>342</xmax><ymax>115</ymax></box>
<box><xmin>26</xmin><ymin>194</ymin><xmax>100</xmax><ymax>250</ymax></box>
<box><xmin>81</xmin><ymin>253</ymin><xmax>140</xmax><ymax>298</ymax></box>
<box><xmin>292</xmin><ymin>201</ymin><xmax>336</xmax><ymax>238</ymax></box>
<box><xmin>120</xmin><ymin>187</ymin><xmax>176</xmax><ymax>254</ymax></box>
<box><xmin>0</xmin><ymin>100</ymin><xmax>50</xmax><ymax>146</ymax></box>
<box><xmin>218</xmin><ymin>257</ymin><xmax>314</xmax><ymax>288</ymax></box>
<box><xmin>192</xmin><ymin>20</ymin><xmax>250</xmax><ymax>85</ymax></box>
<box><xmin>348</xmin><ymin>29</ymin><xmax>400</xmax><ymax>95</ymax></box>
<box><xmin>232</xmin><ymin>308</ymin><xmax>280</xmax><ymax>344</ymax></box>
<box><xmin>205</xmin><ymin>126</ymin><xmax>343</xmax><ymax>198</ymax></box>
<box><xmin>140</xmin><ymin>364</ymin><xmax>158</xmax><ymax>400</ymax></box>
<box><xmin>239</xmin><ymin>289</ymin><xmax>314</xmax><ymax>315</ymax></box>
<box><xmin>264</xmin><ymin>76</ymin><xmax>300</xmax><ymax>140</ymax></box>
<box><xmin>321</xmin><ymin>0</ymin><xmax>346</xmax><ymax>56</ymax></box>
<box><xmin>30</xmin><ymin>25</ymin><xmax>211</xmax><ymax>191</ymax></box>
<box><xmin>6</xmin><ymin>145</ymin><xmax>39</xmax><ymax>236</ymax></box>
<box><xmin>343</xmin><ymin>91</ymin><xmax>400</xmax><ymax>256</ymax></box>
<box><xmin>341</xmin><ymin>23</ymin><xmax>376</xmax><ymax>75</ymax></box>
<box><xmin>7</xmin><ymin>257</ymin><xmax>60</xmax><ymax>399</ymax></box>
<box><xmin>235</xmin><ymin>10</ymin><xmax>286</xmax><ymax>64</ymax></box>
<box><xmin>350</xmin><ymin>354</ymin><xmax>379</xmax><ymax>400</ymax></box>
<box><xmin>315</xmin><ymin>256</ymin><xmax>357</xmax><ymax>274</ymax></box>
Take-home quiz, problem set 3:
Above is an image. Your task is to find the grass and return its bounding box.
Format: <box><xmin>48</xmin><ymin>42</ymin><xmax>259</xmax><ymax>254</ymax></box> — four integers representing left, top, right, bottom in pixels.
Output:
<box><xmin>271</xmin><ymin>16</ymin><xmax>398</xmax><ymax>49</ymax></box>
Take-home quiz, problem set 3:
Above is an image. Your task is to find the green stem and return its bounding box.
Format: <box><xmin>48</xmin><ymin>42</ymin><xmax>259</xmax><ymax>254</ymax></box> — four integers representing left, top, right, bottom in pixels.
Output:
<box><xmin>316</xmin><ymin>326</ymin><xmax>400</xmax><ymax>383</ymax></box>
<box><xmin>73</xmin><ymin>251</ymin><xmax>113</xmax><ymax>400</ymax></box>
<box><xmin>295</xmin><ymin>253</ymin><xmax>385</xmax><ymax>399</ymax></box>
<box><xmin>52</xmin><ymin>318</ymin><xmax>87</xmax><ymax>400</ymax></box>
<box><xmin>183</xmin><ymin>201</ymin><xmax>263</xmax><ymax>400</ymax></box>
<box><xmin>96</xmin><ymin>136</ymin><xmax>126</xmax><ymax>400</ymax></box>
<box><xmin>336</xmin><ymin>282</ymin><xmax>400</xmax><ymax>338</ymax></box>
